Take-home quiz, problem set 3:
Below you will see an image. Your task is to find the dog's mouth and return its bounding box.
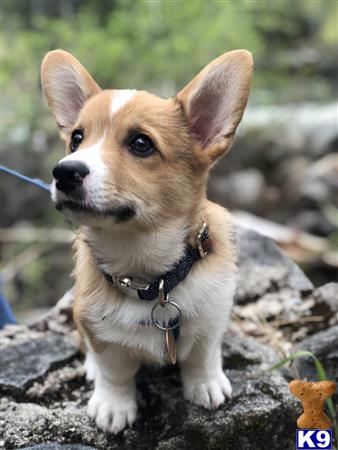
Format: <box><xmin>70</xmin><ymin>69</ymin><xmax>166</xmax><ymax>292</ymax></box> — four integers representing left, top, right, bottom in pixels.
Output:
<box><xmin>55</xmin><ymin>200</ymin><xmax>136</xmax><ymax>222</ymax></box>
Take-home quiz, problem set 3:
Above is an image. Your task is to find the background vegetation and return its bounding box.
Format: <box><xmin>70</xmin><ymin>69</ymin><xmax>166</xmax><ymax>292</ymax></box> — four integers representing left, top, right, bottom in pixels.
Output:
<box><xmin>1</xmin><ymin>0</ymin><xmax>337</xmax><ymax>320</ymax></box>
<box><xmin>2</xmin><ymin>0</ymin><xmax>337</xmax><ymax>141</ymax></box>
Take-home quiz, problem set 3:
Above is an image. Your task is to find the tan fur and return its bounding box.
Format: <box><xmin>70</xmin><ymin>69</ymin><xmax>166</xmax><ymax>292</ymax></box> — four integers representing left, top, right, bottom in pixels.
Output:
<box><xmin>73</xmin><ymin>235</ymin><xmax>111</xmax><ymax>353</ymax></box>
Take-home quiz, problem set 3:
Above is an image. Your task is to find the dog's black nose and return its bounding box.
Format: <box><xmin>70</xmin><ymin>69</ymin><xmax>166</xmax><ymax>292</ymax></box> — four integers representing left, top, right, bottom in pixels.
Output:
<box><xmin>53</xmin><ymin>161</ymin><xmax>89</xmax><ymax>193</ymax></box>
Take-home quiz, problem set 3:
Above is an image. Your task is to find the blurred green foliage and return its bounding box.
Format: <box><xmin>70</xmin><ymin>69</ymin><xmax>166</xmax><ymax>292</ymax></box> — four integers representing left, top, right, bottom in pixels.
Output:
<box><xmin>2</xmin><ymin>0</ymin><xmax>337</xmax><ymax>144</ymax></box>
<box><xmin>1</xmin><ymin>0</ymin><xmax>337</xmax><ymax>314</ymax></box>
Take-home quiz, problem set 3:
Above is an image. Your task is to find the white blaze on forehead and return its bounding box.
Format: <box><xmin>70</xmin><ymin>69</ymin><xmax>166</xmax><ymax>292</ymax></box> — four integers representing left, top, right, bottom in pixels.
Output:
<box><xmin>111</xmin><ymin>89</ymin><xmax>137</xmax><ymax>116</ymax></box>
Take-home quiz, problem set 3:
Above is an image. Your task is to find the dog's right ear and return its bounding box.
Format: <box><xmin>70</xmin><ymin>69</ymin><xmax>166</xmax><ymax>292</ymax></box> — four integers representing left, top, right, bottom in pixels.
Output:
<box><xmin>41</xmin><ymin>50</ymin><xmax>101</xmax><ymax>134</ymax></box>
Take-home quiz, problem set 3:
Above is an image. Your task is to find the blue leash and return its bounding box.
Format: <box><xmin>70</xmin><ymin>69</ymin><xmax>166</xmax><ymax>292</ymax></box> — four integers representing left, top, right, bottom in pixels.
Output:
<box><xmin>0</xmin><ymin>165</ymin><xmax>51</xmax><ymax>192</ymax></box>
<box><xmin>0</xmin><ymin>165</ymin><xmax>50</xmax><ymax>328</ymax></box>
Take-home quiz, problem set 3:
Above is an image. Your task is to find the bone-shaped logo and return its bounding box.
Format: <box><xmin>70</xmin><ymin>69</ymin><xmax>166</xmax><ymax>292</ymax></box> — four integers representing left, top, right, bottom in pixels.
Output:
<box><xmin>289</xmin><ymin>380</ymin><xmax>336</xmax><ymax>429</ymax></box>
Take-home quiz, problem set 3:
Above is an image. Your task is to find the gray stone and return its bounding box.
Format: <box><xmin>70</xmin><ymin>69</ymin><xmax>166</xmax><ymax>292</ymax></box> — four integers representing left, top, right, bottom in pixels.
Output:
<box><xmin>0</xmin><ymin>335</ymin><xmax>78</xmax><ymax>395</ymax></box>
<box><xmin>1</xmin><ymin>324</ymin><xmax>48</xmax><ymax>347</ymax></box>
<box><xmin>287</xmin><ymin>210</ymin><xmax>336</xmax><ymax>236</ymax></box>
<box><xmin>210</xmin><ymin>169</ymin><xmax>265</xmax><ymax>210</ymax></box>
<box><xmin>235</xmin><ymin>227</ymin><xmax>313</xmax><ymax>304</ymax></box>
<box><xmin>20</xmin><ymin>445</ymin><xmax>96</xmax><ymax>450</ymax></box>
<box><xmin>221</xmin><ymin>330</ymin><xmax>277</xmax><ymax>368</ymax></box>
<box><xmin>297</xmin><ymin>153</ymin><xmax>338</xmax><ymax>206</ymax></box>
<box><xmin>32</xmin><ymin>289</ymin><xmax>75</xmax><ymax>335</ymax></box>
<box><xmin>0</xmin><ymin>329</ymin><xmax>300</xmax><ymax>450</ymax></box>
<box><xmin>294</xmin><ymin>325</ymin><xmax>338</xmax><ymax>382</ymax></box>
<box><xmin>240</xmin><ymin>103</ymin><xmax>337</xmax><ymax>160</ymax></box>
<box><xmin>309</xmin><ymin>283</ymin><xmax>338</xmax><ymax>323</ymax></box>
<box><xmin>235</xmin><ymin>289</ymin><xmax>305</xmax><ymax>323</ymax></box>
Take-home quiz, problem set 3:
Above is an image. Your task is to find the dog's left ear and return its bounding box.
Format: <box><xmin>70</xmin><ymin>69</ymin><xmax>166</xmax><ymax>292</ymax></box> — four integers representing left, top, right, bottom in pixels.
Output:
<box><xmin>176</xmin><ymin>50</ymin><xmax>253</xmax><ymax>161</ymax></box>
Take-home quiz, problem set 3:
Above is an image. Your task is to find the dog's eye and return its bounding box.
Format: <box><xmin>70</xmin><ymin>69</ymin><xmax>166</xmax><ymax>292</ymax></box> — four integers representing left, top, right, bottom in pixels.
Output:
<box><xmin>128</xmin><ymin>134</ymin><xmax>155</xmax><ymax>157</ymax></box>
<box><xmin>70</xmin><ymin>129</ymin><xmax>84</xmax><ymax>152</ymax></box>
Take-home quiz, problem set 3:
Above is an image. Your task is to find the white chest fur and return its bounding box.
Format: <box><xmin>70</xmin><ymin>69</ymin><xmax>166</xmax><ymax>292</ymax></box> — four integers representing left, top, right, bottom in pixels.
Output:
<box><xmin>80</xmin><ymin>212</ymin><xmax>236</xmax><ymax>364</ymax></box>
<box><xmin>85</xmin><ymin>258</ymin><xmax>236</xmax><ymax>364</ymax></box>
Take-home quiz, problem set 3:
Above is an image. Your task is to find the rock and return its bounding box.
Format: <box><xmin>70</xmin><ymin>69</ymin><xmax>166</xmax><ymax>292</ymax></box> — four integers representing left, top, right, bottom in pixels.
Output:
<box><xmin>0</xmin><ymin>328</ymin><xmax>300</xmax><ymax>450</ymax></box>
<box><xmin>235</xmin><ymin>227</ymin><xmax>313</xmax><ymax>304</ymax></box>
<box><xmin>32</xmin><ymin>289</ymin><xmax>75</xmax><ymax>334</ymax></box>
<box><xmin>242</xmin><ymin>104</ymin><xmax>338</xmax><ymax>160</ymax></box>
<box><xmin>276</xmin><ymin>283</ymin><xmax>338</xmax><ymax>340</ymax></box>
<box><xmin>294</xmin><ymin>325</ymin><xmax>338</xmax><ymax>382</ymax></box>
<box><xmin>221</xmin><ymin>330</ymin><xmax>277</xmax><ymax>368</ymax></box>
<box><xmin>297</xmin><ymin>154</ymin><xmax>338</xmax><ymax>206</ymax></box>
<box><xmin>1</xmin><ymin>324</ymin><xmax>49</xmax><ymax>347</ymax></box>
<box><xmin>287</xmin><ymin>210</ymin><xmax>336</xmax><ymax>236</ymax></box>
<box><xmin>20</xmin><ymin>445</ymin><xmax>96</xmax><ymax>450</ymax></box>
<box><xmin>235</xmin><ymin>289</ymin><xmax>305</xmax><ymax>323</ymax></box>
<box><xmin>0</xmin><ymin>335</ymin><xmax>79</xmax><ymax>395</ymax></box>
<box><xmin>211</xmin><ymin>103</ymin><xmax>337</xmax><ymax>181</ymax></box>
<box><xmin>25</xmin><ymin>359</ymin><xmax>85</xmax><ymax>402</ymax></box>
<box><xmin>209</xmin><ymin>169</ymin><xmax>266</xmax><ymax>211</ymax></box>
<box><xmin>308</xmin><ymin>283</ymin><xmax>338</xmax><ymax>325</ymax></box>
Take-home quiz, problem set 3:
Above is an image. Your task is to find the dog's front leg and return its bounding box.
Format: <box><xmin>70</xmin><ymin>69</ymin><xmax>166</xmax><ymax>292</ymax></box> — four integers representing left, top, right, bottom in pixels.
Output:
<box><xmin>181</xmin><ymin>336</ymin><xmax>232</xmax><ymax>409</ymax></box>
<box><xmin>87</xmin><ymin>343</ymin><xmax>139</xmax><ymax>434</ymax></box>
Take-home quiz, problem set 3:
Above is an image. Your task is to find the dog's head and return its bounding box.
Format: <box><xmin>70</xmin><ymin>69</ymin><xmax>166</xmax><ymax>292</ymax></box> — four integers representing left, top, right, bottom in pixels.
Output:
<box><xmin>41</xmin><ymin>50</ymin><xmax>253</xmax><ymax>229</ymax></box>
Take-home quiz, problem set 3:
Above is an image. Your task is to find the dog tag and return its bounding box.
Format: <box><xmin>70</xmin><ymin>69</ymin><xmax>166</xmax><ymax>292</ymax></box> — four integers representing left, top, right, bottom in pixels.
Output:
<box><xmin>165</xmin><ymin>328</ymin><xmax>177</xmax><ymax>365</ymax></box>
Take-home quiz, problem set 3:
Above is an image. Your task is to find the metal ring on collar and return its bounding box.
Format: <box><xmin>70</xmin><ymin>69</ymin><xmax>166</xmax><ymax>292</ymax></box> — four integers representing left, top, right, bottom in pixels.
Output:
<box><xmin>196</xmin><ymin>221</ymin><xmax>208</xmax><ymax>258</ymax></box>
<box><xmin>158</xmin><ymin>278</ymin><xmax>167</xmax><ymax>305</ymax></box>
<box><xmin>151</xmin><ymin>300</ymin><xmax>182</xmax><ymax>331</ymax></box>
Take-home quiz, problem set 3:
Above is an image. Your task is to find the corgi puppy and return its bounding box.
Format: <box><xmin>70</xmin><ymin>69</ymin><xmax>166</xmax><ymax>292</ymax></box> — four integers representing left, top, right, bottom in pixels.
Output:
<box><xmin>41</xmin><ymin>49</ymin><xmax>253</xmax><ymax>434</ymax></box>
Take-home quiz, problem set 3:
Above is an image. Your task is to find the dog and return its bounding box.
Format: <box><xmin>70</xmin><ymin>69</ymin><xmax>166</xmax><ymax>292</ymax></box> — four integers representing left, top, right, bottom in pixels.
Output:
<box><xmin>41</xmin><ymin>48</ymin><xmax>253</xmax><ymax>434</ymax></box>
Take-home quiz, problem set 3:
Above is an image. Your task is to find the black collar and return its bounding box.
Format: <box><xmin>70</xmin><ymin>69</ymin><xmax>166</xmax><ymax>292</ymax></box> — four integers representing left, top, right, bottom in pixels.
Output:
<box><xmin>101</xmin><ymin>222</ymin><xmax>212</xmax><ymax>301</ymax></box>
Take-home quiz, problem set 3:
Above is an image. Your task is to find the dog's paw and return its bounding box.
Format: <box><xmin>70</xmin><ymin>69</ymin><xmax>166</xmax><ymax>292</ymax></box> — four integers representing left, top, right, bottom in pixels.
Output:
<box><xmin>88</xmin><ymin>388</ymin><xmax>137</xmax><ymax>434</ymax></box>
<box><xmin>183</xmin><ymin>371</ymin><xmax>232</xmax><ymax>409</ymax></box>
